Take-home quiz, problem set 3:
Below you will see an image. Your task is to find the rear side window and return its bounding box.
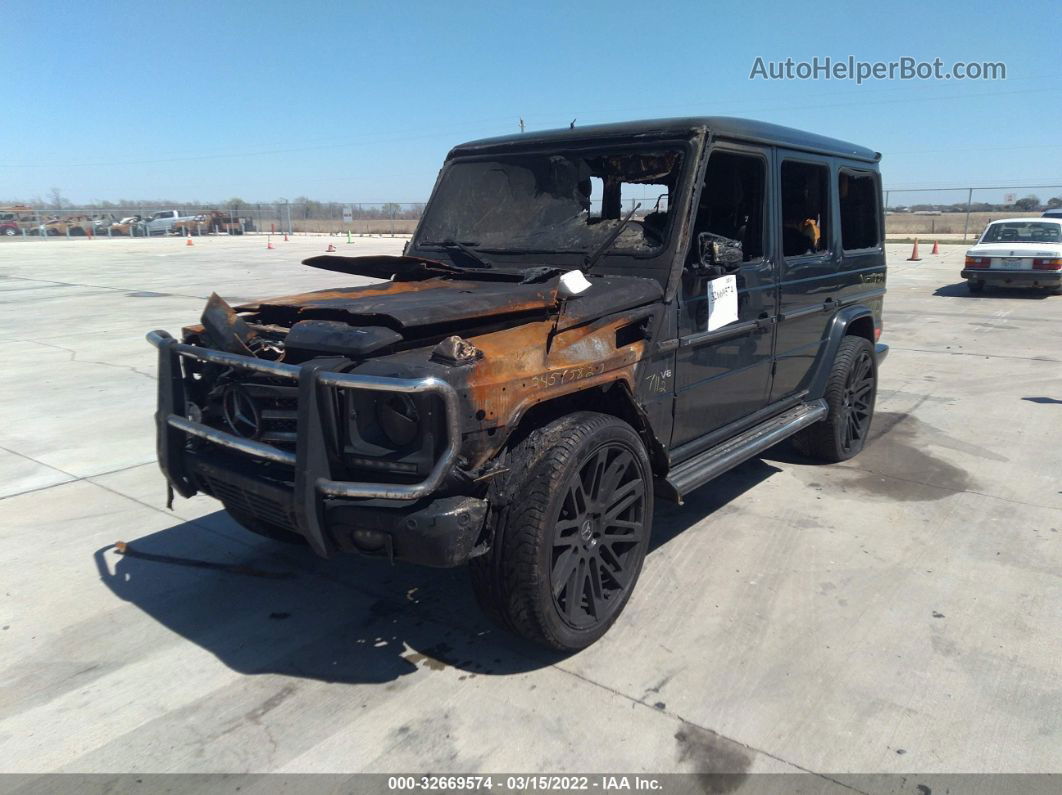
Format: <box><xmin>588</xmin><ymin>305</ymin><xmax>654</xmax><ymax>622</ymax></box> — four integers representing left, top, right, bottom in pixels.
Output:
<box><xmin>781</xmin><ymin>161</ymin><xmax>830</xmax><ymax>257</ymax></box>
<box><xmin>839</xmin><ymin>171</ymin><xmax>880</xmax><ymax>250</ymax></box>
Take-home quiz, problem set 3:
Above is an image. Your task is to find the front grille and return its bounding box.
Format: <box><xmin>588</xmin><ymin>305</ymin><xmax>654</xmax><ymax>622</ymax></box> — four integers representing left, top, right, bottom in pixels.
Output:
<box><xmin>242</xmin><ymin>378</ymin><xmax>298</xmax><ymax>447</ymax></box>
<box><xmin>193</xmin><ymin>462</ymin><xmax>297</xmax><ymax>531</ymax></box>
<box><xmin>201</xmin><ymin>376</ymin><xmax>299</xmax><ymax>450</ymax></box>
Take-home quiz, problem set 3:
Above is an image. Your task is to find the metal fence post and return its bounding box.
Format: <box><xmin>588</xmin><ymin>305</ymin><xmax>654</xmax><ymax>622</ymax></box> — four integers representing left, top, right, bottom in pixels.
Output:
<box><xmin>961</xmin><ymin>188</ymin><xmax>973</xmax><ymax>242</ymax></box>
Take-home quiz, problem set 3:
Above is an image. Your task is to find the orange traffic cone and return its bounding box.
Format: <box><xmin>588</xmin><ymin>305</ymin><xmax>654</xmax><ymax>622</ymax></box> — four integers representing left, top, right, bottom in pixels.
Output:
<box><xmin>283</xmin><ymin>233</ymin><xmax>289</xmax><ymax>242</ymax></box>
<box><xmin>931</xmin><ymin>240</ymin><xmax>940</xmax><ymax>255</ymax></box>
<box><xmin>267</xmin><ymin>236</ymin><xmax>274</xmax><ymax>250</ymax></box>
<box><xmin>326</xmin><ymin>243</ymin><xmax>336</xmax><ymax>252</ymax></box>
<box><xmin>907</xmin><ymin>238</ymin><xmax>922</xmax><ymax>261</ymax></box>
<box><xmin>185</xmin><ymin>233</ymin><xmax>193</xmax><ymax>247</ymax></box>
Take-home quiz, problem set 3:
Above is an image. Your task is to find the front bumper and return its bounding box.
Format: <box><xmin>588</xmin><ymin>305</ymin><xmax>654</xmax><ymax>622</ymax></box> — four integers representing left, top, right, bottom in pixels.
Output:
<box><xmin>962</xmin><ymin>269</ymin><xmax>1062</xmax><ymax>287</ymax></box>
<box><xmin>148</xmin><ymin>330</ymin><xmax>482</xmax><ymax>564</ymax></box>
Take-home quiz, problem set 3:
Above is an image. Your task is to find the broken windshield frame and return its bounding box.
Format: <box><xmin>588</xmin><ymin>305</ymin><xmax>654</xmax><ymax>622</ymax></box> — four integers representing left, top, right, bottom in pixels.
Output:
<box><xmin>413</xmin><ymin>144</ymin><xmax>688</xmax><ymax>266</ymax></box>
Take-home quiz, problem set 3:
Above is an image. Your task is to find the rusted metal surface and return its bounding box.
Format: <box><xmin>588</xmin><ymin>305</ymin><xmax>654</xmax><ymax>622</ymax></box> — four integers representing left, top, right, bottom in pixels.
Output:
<box><xmin>453</xmin><ymin>308</ymin><xmax>658</xmax><ymax>468</ymax></box>
<box><xmin>201</xmin><ymin>293</ymin><xmax>258</xmax><ymax>355</ymax></box>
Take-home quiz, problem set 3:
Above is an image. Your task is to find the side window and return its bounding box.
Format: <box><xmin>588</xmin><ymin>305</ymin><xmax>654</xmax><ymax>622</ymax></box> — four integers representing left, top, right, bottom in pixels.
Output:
<box><xmin>781</xmin><ymin>160</ymin><xmax>830</xmax><ymax>258</ymax></box>
<box><xmin>691</xmin><ymin>150</ymin><xmax>766</xmax><ymax>263</ymax></box>
<box><xmin>839</xmin><ymin>170</ymin><xmax>880</xmax><ymax>250</ymax></box>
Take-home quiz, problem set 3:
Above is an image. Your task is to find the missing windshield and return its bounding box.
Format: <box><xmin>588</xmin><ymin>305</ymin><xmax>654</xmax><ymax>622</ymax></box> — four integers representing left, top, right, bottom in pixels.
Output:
<box><xmin>417</xmin><ymin>148</ymin><xmax>683</xmax><ymax>258</ymax></box>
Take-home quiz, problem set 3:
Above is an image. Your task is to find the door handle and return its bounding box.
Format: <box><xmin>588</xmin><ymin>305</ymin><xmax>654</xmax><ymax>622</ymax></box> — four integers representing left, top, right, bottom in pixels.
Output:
<box><xmin>754</xmin><ymin>313</ymin><xmax>774</xmax><ymax>333</ymax></box>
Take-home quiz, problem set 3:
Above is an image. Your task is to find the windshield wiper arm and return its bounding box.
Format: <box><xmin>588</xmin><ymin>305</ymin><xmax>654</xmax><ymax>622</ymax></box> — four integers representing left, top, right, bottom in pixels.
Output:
<box><xmin>421</xmin><ymin>239</ymin><xmax>492</xmax><ymax>269</ymax></box>
<box><xmin>584</xmin><ymin>203</ymin><xmax>641</xmax><ymax>272</ymax></box>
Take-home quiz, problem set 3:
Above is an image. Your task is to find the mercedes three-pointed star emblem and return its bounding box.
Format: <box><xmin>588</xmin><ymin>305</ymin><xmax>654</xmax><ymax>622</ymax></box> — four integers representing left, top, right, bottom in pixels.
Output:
<box><xmin>222</xmin><ymin>384</ymin><xmax>261</xmax><ymax>439</ymax></box>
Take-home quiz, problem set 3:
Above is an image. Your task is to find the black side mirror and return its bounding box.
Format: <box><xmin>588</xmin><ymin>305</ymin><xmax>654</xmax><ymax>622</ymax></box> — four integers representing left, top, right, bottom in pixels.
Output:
<box><xmin>697</xmin><ymin>232</ymin><xmax>743</xmax><ymax>273</ymax></box>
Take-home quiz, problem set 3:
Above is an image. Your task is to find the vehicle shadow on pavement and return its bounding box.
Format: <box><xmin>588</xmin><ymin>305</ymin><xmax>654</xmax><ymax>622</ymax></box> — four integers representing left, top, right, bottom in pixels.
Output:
<box><xmin>933</xmin><ymin>282</ymin><xmax>1054</xmax><ymax>299</ymax></box>
<box><xmin>91</xmin><ymin>460</ymin><xmax>779</xmax><ymax>685</ymax></box>
<box><xmin>650</xmin><ymin>458</ymin><xmax>780</xmax><ymax>552</ymax></box>
<box><xmin>93</xmin><ymin>517</ymin><xmax>557</xmax><ymax>684</ymax></box>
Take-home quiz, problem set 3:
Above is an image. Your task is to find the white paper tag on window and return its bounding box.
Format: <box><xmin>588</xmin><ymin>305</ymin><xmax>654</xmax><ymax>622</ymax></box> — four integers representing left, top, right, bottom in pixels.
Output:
<box><xmin>706</xmin><ymin>275</ymin><xmax>738</xmax><ymax>332</ymax></box>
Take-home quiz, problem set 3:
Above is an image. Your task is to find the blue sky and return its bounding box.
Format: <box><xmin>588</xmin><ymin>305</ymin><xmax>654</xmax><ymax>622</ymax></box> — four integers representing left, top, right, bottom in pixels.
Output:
<box><xmin>2</xmin><ymin>0</ymin><xmax>1060</xmax><ymax>206</ymax></box>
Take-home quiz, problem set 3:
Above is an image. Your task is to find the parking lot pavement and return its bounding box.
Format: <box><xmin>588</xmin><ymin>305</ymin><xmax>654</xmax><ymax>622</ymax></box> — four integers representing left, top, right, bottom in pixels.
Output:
<box><xmin>0</xmin><ymin>237</ymin><xmax>1059</xmax><ymax>778</ymax></box>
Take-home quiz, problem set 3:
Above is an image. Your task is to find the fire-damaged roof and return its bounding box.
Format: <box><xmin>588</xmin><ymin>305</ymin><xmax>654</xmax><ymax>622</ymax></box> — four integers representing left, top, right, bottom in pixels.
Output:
<box><xmin>450</xmin><ymin>116</ymin><xmax>880</xmax><ymax>163</ymax></box>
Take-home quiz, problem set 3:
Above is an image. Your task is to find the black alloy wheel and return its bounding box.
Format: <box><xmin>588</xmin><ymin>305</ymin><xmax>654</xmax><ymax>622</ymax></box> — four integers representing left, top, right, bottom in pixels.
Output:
<box><xmin>840</xmin><ymin>345</ymin><xmax>875</xmax><ymax>456</ymax></box>
<box><xmin>550</xmin><ymin>441</ymin><xmax>647</xmax><ymax>629</ymax></box>
<box><xmin>469</xmin><ymin>411</ymin><xmax>653</xmax><ymax>651</ymax></box>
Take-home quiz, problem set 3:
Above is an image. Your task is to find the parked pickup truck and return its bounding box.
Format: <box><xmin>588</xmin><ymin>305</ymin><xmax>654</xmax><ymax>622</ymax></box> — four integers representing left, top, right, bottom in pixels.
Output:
<box><xmin>141</xmin><ymin>210</ymin><xmax>198</xmax><ymax>236</ymax></box>
<box><xmin>173</xmin><ymin>211</ymin><xmax>246</xmax><ymax>236</ymax></box>
<box><xmin>146</xmin><ymin>117</ymin><xmax>888</xmax><ymax>650</ymax></box>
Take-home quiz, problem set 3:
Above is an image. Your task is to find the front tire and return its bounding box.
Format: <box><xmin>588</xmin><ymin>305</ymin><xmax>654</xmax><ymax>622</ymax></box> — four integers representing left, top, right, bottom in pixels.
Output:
<box><xmin>792</xmin><ymin>335</ymin><xmax>877</xmax><ymax>463</ymax></box>
<box><xmin>470</xmin><ymin>412</ymin><xmax>653</xmax><ymax>651</ymax></box>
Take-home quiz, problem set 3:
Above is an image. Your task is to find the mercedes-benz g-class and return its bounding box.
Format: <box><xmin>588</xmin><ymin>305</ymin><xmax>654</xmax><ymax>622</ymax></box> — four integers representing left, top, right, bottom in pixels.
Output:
<box><xmin>147</xmin><ymin>117</ymin><xmax>888</xmax><ymax>650</ymax></box>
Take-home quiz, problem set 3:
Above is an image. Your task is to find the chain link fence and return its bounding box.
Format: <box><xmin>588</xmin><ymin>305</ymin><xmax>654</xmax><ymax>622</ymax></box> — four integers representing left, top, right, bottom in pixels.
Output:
<box><xmin>883</xmin><ymin>184</ymin><xmax>1062</xmax><ymax>240</ymax></box>
<box><xmin>4</xmin><ymin>186</ymin><xmax>1062</xmax><ymax>242</ymax></box>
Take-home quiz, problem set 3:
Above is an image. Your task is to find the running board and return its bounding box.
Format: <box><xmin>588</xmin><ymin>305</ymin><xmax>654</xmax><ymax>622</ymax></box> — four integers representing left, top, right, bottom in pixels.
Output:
<box><xmin>660</xmin><ymin>399</ymin><xmax>829</xmax><ymax>503</ymax></box>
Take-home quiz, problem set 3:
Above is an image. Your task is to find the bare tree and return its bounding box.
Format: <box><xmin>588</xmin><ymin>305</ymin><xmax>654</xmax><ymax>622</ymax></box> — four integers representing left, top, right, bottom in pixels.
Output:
<box><xmin>1014</xmin><ymin>195</ymin><xmax>1040</xmax><ymax>212</ymax></box>
<box><xmin>48</xmin><ymin>187</ymin><xmax>67</xmax><ymax>210</ymax></box>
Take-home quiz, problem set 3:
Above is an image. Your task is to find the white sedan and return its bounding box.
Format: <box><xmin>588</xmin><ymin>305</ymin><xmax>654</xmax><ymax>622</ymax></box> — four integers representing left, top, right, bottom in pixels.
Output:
<box><xmin>962</xmin><ymin>218</ymin><xmax>1062</xmax><ymax>293</ymax></box>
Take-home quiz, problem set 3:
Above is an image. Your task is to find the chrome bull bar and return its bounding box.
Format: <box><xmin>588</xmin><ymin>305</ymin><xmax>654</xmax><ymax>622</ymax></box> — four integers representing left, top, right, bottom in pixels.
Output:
<box><xmin>146</xmin><ymin>329</ymin><xmax>462</xmax><ymax>556</ymax></box>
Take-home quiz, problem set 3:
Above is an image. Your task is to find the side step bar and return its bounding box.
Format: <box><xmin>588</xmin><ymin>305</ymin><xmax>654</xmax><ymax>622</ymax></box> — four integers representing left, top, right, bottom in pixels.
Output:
<box><xmin>661</xmin><ymin>399</ymin><xmax>829</xmax><ymax>502</ymax></box>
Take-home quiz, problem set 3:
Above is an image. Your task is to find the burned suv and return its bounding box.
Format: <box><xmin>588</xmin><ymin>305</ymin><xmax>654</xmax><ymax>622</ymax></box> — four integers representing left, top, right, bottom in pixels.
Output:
<box><xmin>148</xmin><ymin>117</ymin><xmax>887</xmax><ymax>650</ymax></box>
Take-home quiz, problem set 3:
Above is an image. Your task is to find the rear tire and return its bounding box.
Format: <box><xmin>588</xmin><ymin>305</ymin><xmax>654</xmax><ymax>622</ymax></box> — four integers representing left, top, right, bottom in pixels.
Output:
<box><xmin>792</xmin><ymin>335</ymin><xmax>877</xmax><ymax>463</ymax></box>
<box><xmin>968</xmin><ymin>279</ymin><xmax>985</xmax><ymax>293</ymax></box>
<box><xmin>470</xmin><ymin>412</ymin><xmax>653</xmax><ymax>652</ymax></box>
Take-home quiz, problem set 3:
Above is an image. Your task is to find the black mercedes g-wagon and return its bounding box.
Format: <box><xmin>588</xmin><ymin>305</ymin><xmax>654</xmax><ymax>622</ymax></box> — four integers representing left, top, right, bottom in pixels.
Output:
<box><xmin>148</xmin><ymin>117</ymin><xmax>887</xmax><ymax>650</ymax></box>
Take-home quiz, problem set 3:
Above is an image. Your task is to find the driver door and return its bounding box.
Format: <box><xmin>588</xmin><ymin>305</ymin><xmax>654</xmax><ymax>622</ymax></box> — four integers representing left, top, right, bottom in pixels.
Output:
<box><xmin>672</xmin><ymin>144</ymin><xmax>776</xmax><ymax>450</ymax></box>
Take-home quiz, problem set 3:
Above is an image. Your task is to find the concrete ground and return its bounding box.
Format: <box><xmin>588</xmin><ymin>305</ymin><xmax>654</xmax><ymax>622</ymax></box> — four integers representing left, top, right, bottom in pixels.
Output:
<box><xmin>0</xmin><ymin>236</ymin><xmax>1059</xmax><ymax>781</ymax></box>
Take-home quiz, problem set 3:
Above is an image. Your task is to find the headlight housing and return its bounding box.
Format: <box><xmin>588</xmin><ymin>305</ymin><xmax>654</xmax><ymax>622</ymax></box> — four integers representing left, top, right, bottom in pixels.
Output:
<box><xmin>376</xmin><ymin>394</ymin><xmax>420</xmax><ymax>448</ymax></box>
<box><xmin>342</xmin><ymin>390</ymin><xmax>442</xmax><ymax>479</ymax></box>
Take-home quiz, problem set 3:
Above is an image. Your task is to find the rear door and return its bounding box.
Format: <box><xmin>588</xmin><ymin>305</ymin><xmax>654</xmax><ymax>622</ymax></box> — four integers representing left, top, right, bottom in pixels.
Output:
<box><xmin>770</xmin><ymin>153</ymin><xmax>844</xmax><ymax>401</ymax></box>
<box><xmin>835</xmin><ymin>165</ymin><xmax>886</xmax><ymax>314</ymax></box>
<box><xmin>672</xmin><ymin>143</ymin><xmax>777</xmax><ymax>447</ymax></box>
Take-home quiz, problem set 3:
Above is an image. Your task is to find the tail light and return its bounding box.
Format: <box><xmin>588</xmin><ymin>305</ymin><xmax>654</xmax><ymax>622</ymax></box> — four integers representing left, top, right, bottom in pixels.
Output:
<box><xmin>965</xmin><ymin>256</ymin><xmax>990</xmax><ymax>269</ymax></box>
<box><xmin>1032</xmin><ymin>258</ymin><xmax>1062</xmax><ymax>271</ymax></box>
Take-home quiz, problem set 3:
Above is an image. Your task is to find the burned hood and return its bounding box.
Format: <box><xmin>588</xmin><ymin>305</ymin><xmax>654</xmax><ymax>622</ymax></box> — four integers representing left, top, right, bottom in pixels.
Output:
<box><xmin>237</xmin><ymin>277</ymin><xmax>560</xmax><ymax>331</ymax></box>
<box><xmin>300</xmin><ymin>254</ymin><xmax>463</xmax><ymax>280</ymax></box>
<box><xmin>236</xmin><ymin>272</ymin><xmax>662</xmax><ymax>335</ymax></box>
